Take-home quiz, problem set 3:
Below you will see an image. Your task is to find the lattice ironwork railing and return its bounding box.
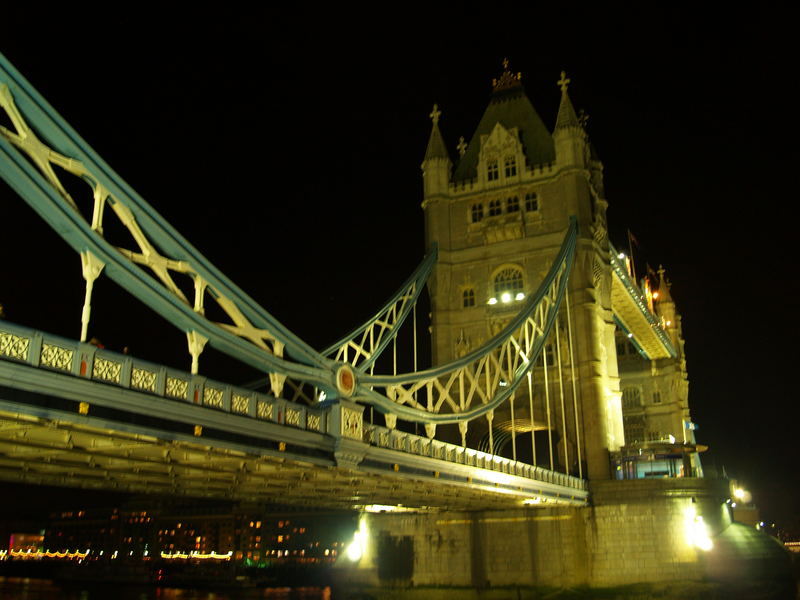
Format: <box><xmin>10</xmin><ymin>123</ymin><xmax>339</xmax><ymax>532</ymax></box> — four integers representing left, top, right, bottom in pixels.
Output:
<box><xmin>0</xmin><ymin>51</ymin><xmax>579</xmax><ymax>454</ymax></box>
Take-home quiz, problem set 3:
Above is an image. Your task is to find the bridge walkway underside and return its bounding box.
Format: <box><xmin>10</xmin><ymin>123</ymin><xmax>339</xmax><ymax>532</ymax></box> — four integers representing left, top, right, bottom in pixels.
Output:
<box><xmin>0</xmin><ymin>352</ymin><xmax>586</xmax><ymax>509</ymax></box>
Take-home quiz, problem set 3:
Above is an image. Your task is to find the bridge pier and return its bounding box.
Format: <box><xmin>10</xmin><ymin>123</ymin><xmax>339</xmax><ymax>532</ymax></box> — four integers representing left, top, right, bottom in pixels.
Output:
<box><xmin>339</xmin><ymin>479</ymin><xmax>794</xmax><ymax>598</ymax></box>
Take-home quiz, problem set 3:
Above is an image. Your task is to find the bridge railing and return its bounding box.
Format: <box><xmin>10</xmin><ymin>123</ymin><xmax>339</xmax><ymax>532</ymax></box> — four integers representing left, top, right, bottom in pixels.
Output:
<box><xmin>363</xmin><ymin>423</ymin><xmax>588</xmax><ymax>492</ymax></box>
<box><xmin>0</xmin><ymin>320</ymin><xmax>587</xmax><ymax>495</ymax></box>
<box><xmin>0</xmin><ymin>321</ymin><xmax>328</xmax><ymax>434</ymax></box>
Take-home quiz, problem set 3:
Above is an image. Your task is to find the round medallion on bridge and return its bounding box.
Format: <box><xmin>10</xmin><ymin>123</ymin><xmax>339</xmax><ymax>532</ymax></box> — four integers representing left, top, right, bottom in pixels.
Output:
<box><xmin>336</xmin><ymin>364</ymin><xmax>356</xmax><ymax>397</ymax></box>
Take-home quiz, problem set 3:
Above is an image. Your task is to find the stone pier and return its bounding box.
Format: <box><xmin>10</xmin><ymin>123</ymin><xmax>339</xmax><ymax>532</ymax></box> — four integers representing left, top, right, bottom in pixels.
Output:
<box><xmin>338</xmin><ymin>479</ymin><xmax>794</xmax><ymax>598</ymax></box>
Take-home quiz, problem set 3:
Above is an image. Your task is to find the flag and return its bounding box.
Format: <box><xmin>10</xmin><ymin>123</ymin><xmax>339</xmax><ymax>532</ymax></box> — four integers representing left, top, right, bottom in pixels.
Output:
<box><xmin>627</xmin><ymin>229</ymin><xmax>639</xmax><ymax>246</ymax></box>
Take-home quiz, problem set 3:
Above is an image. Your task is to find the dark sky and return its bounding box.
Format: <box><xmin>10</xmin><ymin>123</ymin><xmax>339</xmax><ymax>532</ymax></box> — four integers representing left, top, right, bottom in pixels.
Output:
<box><xmin>2</xmin><ymin>9</ymin><xmax>799</xmax><ymax>529</ymax></box>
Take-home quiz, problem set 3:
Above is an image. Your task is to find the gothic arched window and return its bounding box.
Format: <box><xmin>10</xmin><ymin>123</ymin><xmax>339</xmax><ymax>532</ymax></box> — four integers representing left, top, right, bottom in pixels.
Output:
<box><xmin>462</xmin><ymin>288</ymin><xmax>475</xmax><ymax>308</ymax></box>
<box><xmin>493</xmin><ymin>267</ymin><xmax>523</xmax><ymax>303</ymax></box>
<box><xmin>488</xmin><ymin>199</ymin><xmax>502</xmax><ymax>216</ymax></box>
<box><xmin>471</xmin><ymin>203</ymin><xmax>484</xmax><ymax>223</ymax></box>
<box><xmin>507</xmin><ymin>196</ymin><xmax>519</xmax><ymax>212</ymax></box>
<box><xmin>525</xmin><ymin>192</ymin><xmax>539</xmax><ymax>212</ymax></box>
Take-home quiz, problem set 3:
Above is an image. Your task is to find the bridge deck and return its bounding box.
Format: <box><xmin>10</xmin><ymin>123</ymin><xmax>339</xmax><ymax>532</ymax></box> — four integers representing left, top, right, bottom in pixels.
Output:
<box><xmin>0</xmin><ymin>322</ymin><xmax>587</xmax><ymax>509</ymax></box>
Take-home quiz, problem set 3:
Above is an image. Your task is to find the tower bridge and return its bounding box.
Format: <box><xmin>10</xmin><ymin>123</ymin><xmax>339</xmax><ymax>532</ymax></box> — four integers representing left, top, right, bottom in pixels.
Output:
<box><xmin>0</xmin><ymin>54</ymin><xmax>790</xmax><ymax>594</ymax></box>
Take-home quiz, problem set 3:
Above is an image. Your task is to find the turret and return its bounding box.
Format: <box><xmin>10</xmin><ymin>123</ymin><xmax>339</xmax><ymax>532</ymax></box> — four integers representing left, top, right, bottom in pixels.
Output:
<box><xmin>421</xmin><ymin>104</ymin><xmax>452</xmax><ymax>253</ymax></box>
<box><xmin>655</xmin><ymin>265</ymin><xmax>682</xmax><ymax>354</ymax></box>
<box><xmin>421</xmin><ymin>104</ymin><xmax>451</xmax><ymax>198</ymax></box>
<box><xmin>553</xmin><ymin>71</ymin><xmax>588</xmax><ymax>169</ymax></box>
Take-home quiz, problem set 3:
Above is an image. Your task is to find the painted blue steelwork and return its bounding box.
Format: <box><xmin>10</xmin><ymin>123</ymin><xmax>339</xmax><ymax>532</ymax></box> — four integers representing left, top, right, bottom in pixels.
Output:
<box><xmin>321</xmin><ymin>243</ymin><xmax>437</xmax><ymax>369</ymax></box>
<box><xmin>0</xmin><ymin>52</ymin><xmax>576</xmax><ymax>426</ymax></box>
<box><xmin>0</xmin><ymin>320</ymin><xmax>588</xmax><ymax>502</ymax></box>
<box><xmin>608</xmin><ymin>243</ymin><xmax>676</xmax><ymax>358</ymax></box>
<box><xmin>357</xmin><ymin>217</ymin><xmax>577</xmax><ymax>424</ymax></box>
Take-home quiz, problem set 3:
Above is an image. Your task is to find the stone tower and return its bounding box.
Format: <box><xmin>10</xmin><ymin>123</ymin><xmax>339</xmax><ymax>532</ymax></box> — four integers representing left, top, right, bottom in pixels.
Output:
<box><xmin>421</xmin><ymin>63</ymin><xmax>624</xmax><ymax>480</ymax></box>
<box><xmin>615</xmin><ymin>265</ymin><xmax>703</xmax><ymax>477</ymax></box>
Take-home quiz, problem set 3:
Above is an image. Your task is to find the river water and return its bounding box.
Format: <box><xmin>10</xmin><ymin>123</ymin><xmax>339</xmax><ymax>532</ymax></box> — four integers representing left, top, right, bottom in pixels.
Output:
<box><xmin>0</xmin><ymin>577</ymin><xmax>332</xmax><ymax>600</ymax></box>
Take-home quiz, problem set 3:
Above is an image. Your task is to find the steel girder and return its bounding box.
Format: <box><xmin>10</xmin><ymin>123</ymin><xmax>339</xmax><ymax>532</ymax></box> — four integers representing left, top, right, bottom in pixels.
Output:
<box><xmin>0</xmin><ymin>53</ymin><xmax>576</xmax><ymax>427</ymax></box>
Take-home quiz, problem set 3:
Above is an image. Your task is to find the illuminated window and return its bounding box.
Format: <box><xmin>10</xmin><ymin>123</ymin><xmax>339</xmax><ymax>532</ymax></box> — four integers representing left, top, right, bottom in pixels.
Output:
<box><xmin>504</xmin><ymin>156</ymin><xmax>516</xmax><ymax>177</ymax></box>
<box><xmin>525</xmin><ymin>192</ymin><xmax>538</xmax><ymax>212</ymax></box>
<box><xmin>493</xmin><ymin>267</ymin><xmax>523</xmax><ymax>298</ymax></box>
<box><xmin>622</xmin><ymin>388</ymin><xmax>642</xmax><ymax>410</ymax></box>
<box><xmin>507</xmin><ymin>196</ymin><xmax>519</xmax><ymax>212</ymax></box>
<box><xmin>471</xmin><ymin>203</ymin><xmax>484</xmax><ymax>223</ymax></box>
<box><xmin>488</xmin><ymin>199</ymin><xmax>502</xmax><ymax>216</ymax></box>
<box><xmin>462</xmin><ymin>288</ymin><xmax>475</xmax><ymax>308</ymax></box>
<box><xmin>487</xmin><ymin>159</ymin><xmax>499</xmax><ymax>181</ymax></box>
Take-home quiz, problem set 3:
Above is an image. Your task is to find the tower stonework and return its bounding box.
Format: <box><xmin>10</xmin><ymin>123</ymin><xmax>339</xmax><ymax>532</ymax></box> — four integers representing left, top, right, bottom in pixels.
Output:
<box><xmin>616</xmin><ymin>265</ymin><xmax>703</xmax><ymax>477</ymax></box>
<box><xmin>421</xmin><ymin>66</ymin><xmax>623</xmax><ymax>480</ymax></box>
<box><xmin>345</xmin><ymin>64</ymin><xmax>794</xmax><ymax>598</ymax></box>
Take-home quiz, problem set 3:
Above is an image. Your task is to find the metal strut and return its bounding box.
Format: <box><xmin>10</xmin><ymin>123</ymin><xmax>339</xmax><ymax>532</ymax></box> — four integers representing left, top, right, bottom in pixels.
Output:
<box><xmin>0</xmin><ymin>52</ymin><xmax>577</xmax><ymax>429</ymax></box>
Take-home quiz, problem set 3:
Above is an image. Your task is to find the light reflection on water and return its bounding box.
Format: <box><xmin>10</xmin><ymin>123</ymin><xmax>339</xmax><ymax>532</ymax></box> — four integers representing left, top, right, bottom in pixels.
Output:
<box><xmin>0</xmin><ymin>578</ymin><xmax>332</xmax><ymax>600</ymax></box>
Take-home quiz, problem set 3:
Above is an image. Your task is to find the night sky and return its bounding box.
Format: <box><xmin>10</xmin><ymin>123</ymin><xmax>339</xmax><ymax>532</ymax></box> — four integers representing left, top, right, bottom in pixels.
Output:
<box><xmin>2</xmin><ymin>9</ymin><xmax>799</xmax><ymax>531</ymax></box>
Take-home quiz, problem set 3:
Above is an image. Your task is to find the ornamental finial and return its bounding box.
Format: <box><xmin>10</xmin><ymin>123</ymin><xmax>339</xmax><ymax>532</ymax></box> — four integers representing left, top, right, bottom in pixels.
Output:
<box><xmin>457</xmin><ymin>136</ymin><xmax>467</xmax><ymax>157</ymax></box>
<box><xmin>558</xmin><ymin>71</ymin><xmax>571</xmax><ymax>94</ymax></box>
<box><xmin>492</xmin><ymin>58</ymin><xmax>522</xmax><ymax>92</ymax></box>
<box><xmin>429</xmin><ymin>103</ymin><xmax>441</xmax><ymax>125</ymax></box>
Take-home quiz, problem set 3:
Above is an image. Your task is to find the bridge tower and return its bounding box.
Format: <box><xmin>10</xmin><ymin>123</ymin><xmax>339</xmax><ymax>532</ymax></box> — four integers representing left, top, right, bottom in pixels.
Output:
<box><xmin>421</xmin><ymin>63</ymin><xmax>623</xmax><ymax>480</ymax></box>
<box><xmin>615</xmin><ymin>264</ymin><xmax>703</xmax><ymax>477</ymax></box>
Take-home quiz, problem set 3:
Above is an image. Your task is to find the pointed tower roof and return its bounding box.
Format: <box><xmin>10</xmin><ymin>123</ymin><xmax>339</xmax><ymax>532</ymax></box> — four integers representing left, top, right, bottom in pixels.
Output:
<box><xmin>657</xmin><ymin>265</ymin><xmax>674</xmax><ymax>303</ymax></box>
<box><xmin>453</xmin><ymin>60</ymin><xmax>555</xmax><ymax>182</ymax></box>
<box><xmin>423</xmin><ymin>104</ymin><xmax>451</xmax><ymax>162</ymax></box>
<box><xmin>554</xmin><ymin>71</ymin><xmax>581</xmax><ymax>130</ymax></box>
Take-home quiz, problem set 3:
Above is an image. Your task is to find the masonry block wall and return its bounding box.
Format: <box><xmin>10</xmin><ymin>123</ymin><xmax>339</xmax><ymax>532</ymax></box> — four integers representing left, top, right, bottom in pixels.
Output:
<box><xmin>358</xmin><ymin>478</ymin><xmax>746</xmax><ymax>589</ymax></box>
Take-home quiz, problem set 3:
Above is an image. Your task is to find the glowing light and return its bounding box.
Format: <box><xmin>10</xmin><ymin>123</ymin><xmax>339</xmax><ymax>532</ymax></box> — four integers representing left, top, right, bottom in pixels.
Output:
<box><xmin>499</xmin><ymin>380</ymin><xmax>508</xmax><ymax>387</ymax></box>
<box><xmin>652</xmin><ymin>291</ymin><xmax>659</xmax><ymax>299</ymax></box>
<box><xmin>733</xmin><ymin>488</ymin><xmax>745</xmax><ymax>500</ymax></box>
<box><xmin>488</xmin><ymin>297</ymin><xmax>498</xmax><ymax>305</ymax></box>
<box><xmin>318</xmin><ymin>391</ymin><xmax>326</xmax><ymax>402</ymax></box>
<box><xmin>160</xmin><ymin>550</ymin><xmax>232</xmax><ymax>561</ymax></box>
<box><xmin>666</xmin><ymin>320</ymin><xmax>672</xmax><ymax>326</ymax></box>
<box><xmin>627</xmin><ymin>333</ymin><xmax>633</xmax><ymax>338</ymax></box>
<box><xmin>668</xmin><ymin>434</ymin><xmax>675</xmax><ymax>444</ymax></box>
<box><xmin>345</xmin><ymin>517</ymin><xmax>368</xmax><ymax>562</ymax></box>
<box><xmin>685</xmin><ymin>506</ymin><xmax>713</xmax><ymax>551</ymax></box>
<box><xmin>501</xmin><ymin>292</ymin><xmax>512</xmax><ymax>303</ymax></box>
<box><xmin>618</xmin><ymin>252</ymin><xmax>626</xmax><ymax>259</ymax></box>
<box><xmin>363</xmin><ymin>504</ymin><xmax>412</xmax><ymax>513</ymax></box>
<box><xmin>515</xmin><ymin>292</ymin><xmax>525</xmax><ymax>301</ymax></box>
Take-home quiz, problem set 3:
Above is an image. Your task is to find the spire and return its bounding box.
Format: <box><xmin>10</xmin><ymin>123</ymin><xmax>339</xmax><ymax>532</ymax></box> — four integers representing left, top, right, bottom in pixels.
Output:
<box><xmin>554</xmin><ymin>71</ymin><xmax>581</xmax><ymax>130</ymax></box>
<box><xmin>424</xmin><ymin>103</ymin><xmax>451</xmax><ymax>162</ymax></box>
<box><xmin>656</xmin><ymin>265</ymin><xmax>674</xmax><ymax>303</ymax></box>
<box><xmin>454</xmin><ymin>60</ymin><xmax>554</xmax><ymax>181</ymax></box>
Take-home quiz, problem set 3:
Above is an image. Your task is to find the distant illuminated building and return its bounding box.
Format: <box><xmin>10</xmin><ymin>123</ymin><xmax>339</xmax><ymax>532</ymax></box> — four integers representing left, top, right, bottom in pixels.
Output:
<box><xmin>8</xmin><ymin>532</ymin><xmax>44</xmax><ymax>552</ymax></box>
<box><xmin>43</xmin><ymin>499</ymin><xmax>355</xmax><ymax>565</ymax></box>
